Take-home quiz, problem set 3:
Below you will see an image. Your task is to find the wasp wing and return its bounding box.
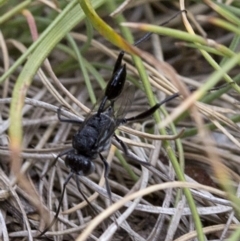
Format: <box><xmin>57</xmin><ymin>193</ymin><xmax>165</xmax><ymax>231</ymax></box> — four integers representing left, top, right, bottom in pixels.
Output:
<box><xmin>113</xmin><ymin>83</ymin><xmax>136</xmax><ymax>123</ymax></box>
<box><xmin>93</xmin><ymin>82</ymin><xmax>136</xmax><ymax>150</ymax></box>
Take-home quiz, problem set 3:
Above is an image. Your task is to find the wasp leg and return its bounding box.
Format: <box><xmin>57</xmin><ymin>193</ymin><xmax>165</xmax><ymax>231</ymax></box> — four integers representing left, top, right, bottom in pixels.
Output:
<box><xmin>37</xmin><ymin>172</ymin><xmax>73</xmax><ymax>238</ymax></box>
<box><xmin>74</xmin><ymin>175</ymin><xmax>98</xmax><ymax>217</ymax></box>
<box><xmin>41</xmin><ymin>148</ymin><xmax>73</xmax><ymax>179</ymax></box>
<box><xmin>123</xmin><ymin>92</ymin><xmax>180</xmax><ymax>123</ymax></box>
<box><xmin>114</xmin><ymin>134</ymin><xmax>128</xmax><ymax>154</ymax></box>
<box><xmin>114</xmin><ymin>134</ymin><xmax>151</xmax><ymax>166</ymax></box>
<box><xmin>98</xmin><ymin>153</ymin><xmax>113</xmax><ymax>205</ymax></box>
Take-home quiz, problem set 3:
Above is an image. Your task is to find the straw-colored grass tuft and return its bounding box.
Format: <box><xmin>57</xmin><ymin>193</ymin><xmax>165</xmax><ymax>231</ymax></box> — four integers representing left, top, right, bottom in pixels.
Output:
<box><xmin>1</xmin><ymin>1</ymin><xmax>240</xmax><ymax>241</ymax></box>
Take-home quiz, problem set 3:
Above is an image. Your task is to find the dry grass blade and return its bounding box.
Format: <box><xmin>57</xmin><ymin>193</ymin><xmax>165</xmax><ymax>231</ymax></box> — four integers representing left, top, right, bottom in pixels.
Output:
<box><xmin>1</xmin><ymin>0</ymin><xmax>240</xmax><ymax>240</ymax></box>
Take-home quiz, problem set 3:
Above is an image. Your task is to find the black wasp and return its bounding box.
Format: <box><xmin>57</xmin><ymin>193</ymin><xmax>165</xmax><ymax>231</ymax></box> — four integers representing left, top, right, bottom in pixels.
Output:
<box><xmin>38</xmin><ymin>30</ymin><xmax>183</xmax><ymax>237</ymax></box>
